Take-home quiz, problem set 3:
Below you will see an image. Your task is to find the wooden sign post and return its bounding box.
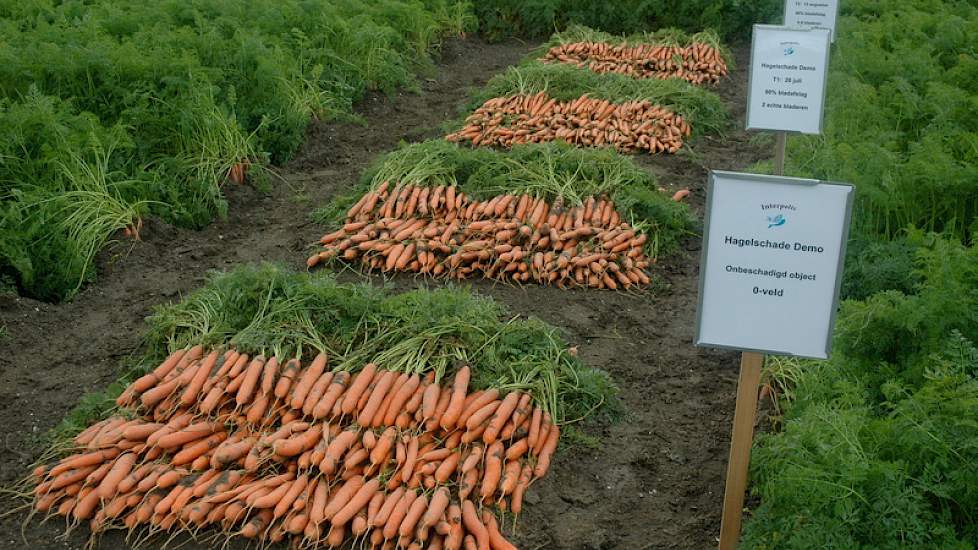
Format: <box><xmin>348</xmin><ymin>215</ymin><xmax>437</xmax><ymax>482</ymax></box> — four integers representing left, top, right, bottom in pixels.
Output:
<box><xmin>716</xmin><ymin>132</ymin><xmax>785</xmax><ymax>550</ymax></box>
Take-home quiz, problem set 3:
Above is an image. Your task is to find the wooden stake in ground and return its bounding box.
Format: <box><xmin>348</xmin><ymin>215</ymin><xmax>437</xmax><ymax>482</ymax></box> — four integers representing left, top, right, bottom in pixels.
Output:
<box><xmin>717</xmin><ymin>131</ymin><xmax>785</xmax><ymax>550</ymax></box>
<box><xmin>717</xmin><ymin>351</ymin><xmax>763</xmax><ymax>550</ymax></box>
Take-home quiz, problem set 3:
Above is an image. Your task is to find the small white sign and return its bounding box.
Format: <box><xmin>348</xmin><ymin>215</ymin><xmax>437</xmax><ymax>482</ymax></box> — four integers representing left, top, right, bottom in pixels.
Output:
<box><xmin>747</xmin><ymin>25</ymin><xmax>830</xmax><ymax>134</ymax></box>
<box><xmin>695</xmin><ymin>171</ymin><xmax>853</xmax><ymax>359</ymax></box>
<box><xmin>784</xmin><ymin>0</ymin><xmax>840</xmax><ymax>42</ymax></box>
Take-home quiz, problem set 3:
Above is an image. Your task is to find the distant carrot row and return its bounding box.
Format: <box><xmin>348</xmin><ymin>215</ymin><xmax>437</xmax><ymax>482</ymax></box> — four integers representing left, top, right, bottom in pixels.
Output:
<box><xmin>32</xmin><ymin>346</ymin><xmax>558</xmax><ymax>548</ymax></box>
<box><xmin>541</xmin><ymin>41</ymin><xmax>728</xmax><ymax>84</ymax></box>
<box><xmin>446</xmin><ymin>92</ymin><xmax>690</xmax><ymax>154</ymax></box>
<box><xmin>308</xmin><ymin>181</ymin><xmax>655</xmax><ymax>289</ymax></box>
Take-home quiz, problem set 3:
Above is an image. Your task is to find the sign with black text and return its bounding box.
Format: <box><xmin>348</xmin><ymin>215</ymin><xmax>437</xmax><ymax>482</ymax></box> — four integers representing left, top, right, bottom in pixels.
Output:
<box><xmin>747</xmin><ymin>25</ymin><xmax>830</xmax><ymax>134</ymax></box>
<box><xmin>695</xmin><ymin>171</ymin><xmax>853</xmax><ymax>359</ymax></box>
<box><xmin>784</xmin><ymin>0</ymin><xmax>839</xmax><ymax>41</ymax></box>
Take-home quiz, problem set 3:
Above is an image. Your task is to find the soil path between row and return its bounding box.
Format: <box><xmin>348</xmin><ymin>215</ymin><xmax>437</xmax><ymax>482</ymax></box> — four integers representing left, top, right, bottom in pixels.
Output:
<box><xmin>0</xmin><ymin>38</ymin><xmax>769</xmax><ymax>549</ymax></box>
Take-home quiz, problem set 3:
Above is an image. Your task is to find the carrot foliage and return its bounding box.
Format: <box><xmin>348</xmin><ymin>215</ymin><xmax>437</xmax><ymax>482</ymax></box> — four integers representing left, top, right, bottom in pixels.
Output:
<box><xmin>53</xmin><ymin>264</ymin><xmax>620</xmax><ymax>443</ymax></box>
<box><xmin>0</xmin><ymin>0</ymin><xmax>474</xmax><ymax>302</ymax></box>
<box><xmin>744</xmin><ymin>1</ymin><xmax>978</xmax><ymax>545</ymax></box>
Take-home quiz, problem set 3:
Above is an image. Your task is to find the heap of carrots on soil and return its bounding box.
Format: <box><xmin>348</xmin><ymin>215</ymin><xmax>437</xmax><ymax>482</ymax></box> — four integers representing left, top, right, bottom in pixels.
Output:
<box><xmin>31</xmin><ymin>346</ymin><xmax>559</xmax><ymax>549</ymax></box>
<box><xmin>446</xmin><ymin>92</ymin><xmax>691</xmax><ymax>154</ymax></box>
<box><xmin>541</xmin><ymin>41</ymin><xmax>728</xmax><ymax>85</ymax></box>
<box><xmin>307</xmin><ymin>181</ymin><xmax>653</xmax><ymax>289</ymax></box>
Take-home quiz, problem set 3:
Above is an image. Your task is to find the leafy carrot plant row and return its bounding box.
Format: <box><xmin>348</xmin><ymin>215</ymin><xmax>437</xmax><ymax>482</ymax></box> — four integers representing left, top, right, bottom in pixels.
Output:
<box><xmin>0</xmin><ymin>0</ymin><xmax>474</xmax><ymax>301</ymax></box>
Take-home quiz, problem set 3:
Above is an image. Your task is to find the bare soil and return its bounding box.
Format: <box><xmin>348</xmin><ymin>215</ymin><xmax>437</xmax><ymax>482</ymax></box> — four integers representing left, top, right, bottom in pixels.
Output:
<box><xmin>0</xmin><ymin>39</ymin><xmax>769</xmax><ymax>550</ymax></box>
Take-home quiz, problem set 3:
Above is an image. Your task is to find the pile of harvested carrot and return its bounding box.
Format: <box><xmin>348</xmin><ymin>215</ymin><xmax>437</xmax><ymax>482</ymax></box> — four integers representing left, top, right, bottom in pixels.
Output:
<box><xmin>446</xmin><ymin>91</ymin><xmax>691</xmax><ymax>154</ymax></box>
<box><xmin>541</xmin><ymin>41</ymin><xmax>728</xmax><ymax>84</ymax></box>
<box><xmin>307</xmin><ymin>181</ymin><xmax>653</xmax><ymax>289</ymax></box>
<box><xmin>30</xmin><ymin>346</ymin><xmax>560</xmax><ymax>549</ymax></box>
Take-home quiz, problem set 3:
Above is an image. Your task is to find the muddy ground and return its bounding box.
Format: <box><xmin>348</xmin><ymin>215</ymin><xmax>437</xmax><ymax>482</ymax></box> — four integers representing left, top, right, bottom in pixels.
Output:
<box><xmin>0</xmin><ymin>37</ymin><xmax>770</xmax><ymax>549</ymax></box>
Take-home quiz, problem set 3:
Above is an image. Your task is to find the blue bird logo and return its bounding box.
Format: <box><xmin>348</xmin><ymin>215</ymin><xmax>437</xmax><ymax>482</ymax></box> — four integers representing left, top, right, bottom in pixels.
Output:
<box><xmin>767</xmin><ymin>214</ymin><xmax>786</xmax><ymax>228</ymax></box>
<box><xmin>784</xmin><ymin>47</ymin><xmax>795</xmax><ymax>56</ymax></box>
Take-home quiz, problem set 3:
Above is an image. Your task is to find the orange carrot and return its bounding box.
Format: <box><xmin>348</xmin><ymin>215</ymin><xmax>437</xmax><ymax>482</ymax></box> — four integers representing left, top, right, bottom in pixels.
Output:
<box><xmin>383</xmin><ymin>489</ymin><xmax>418</xmax><ymax>540</ymax></box>
<box><xmin>320</xmin><ymin>429</ymin><xmax>359</xmax><ymax>475</ymax></box>
<box><xmin>373</xmin><ymin>486</ymin><xmax>405</xmax><ymax>528</ymax></box>
<box><xmin>401</xmin><ymin>436</ymin><xmax>420</xmax><ymax>484</ymax></box>
<box><xmin>358</xmin><ymin>370</ymin><xmax>396</xmax><ymax>426</ymax></box>
<box><xmin>342</xmin><ymin>363</ymin><xmax>377</xmax><ymax>415</ymax></box>
<box><xmin>274</xmin><ymin>424</ymin><xmax>323</xmax><ymax>457</ymax></box>
<box><xmin>480</xmin><ymin>441</ymin><xmax>504</xmax><ymax>502</ymax></box>
<box><xmin>510</xmin><ymin>464</ymin><xmax>533</xmax><ymax>516</ymax></box>
<box><xmin>534</xmin><ymin>422</ymin><xmax>560</xmax><ymax>478</ymax></box>
<box><xmin>483</xmin><ymin>510</ymin><xmax>518</xmax><ymax>550</ymax></box>
<box><xmin>331</xmin><ymin>477</ymin><xmax>379</xmax><ymax>526</ymax></box>
<box><xmin>314</xmin><ymin>370</ymin><xmax>349</xmax><ymax>419</ymax></box>
<box><xmin>235</xmin><ymin>355</ymin><xmax>265</xmax><ymax>406</ymax></box>
<box><xmin>457</xmin><ymin>389</ymin><xmax>499</xmax><ymax>429</ymax></box>
<box><xmin>439</xmin><ymin>366</ymin><xmax>471</xmax><ymax>430</ymax></box>
<box><xmin>180</xmin><ymin>349</ymin><xmax>220</xmax><ymax>406</ymax></box>
<box><xmin>482</xmin><ymin>391</ymin><xmax>520</xmax><ymax>444</ymax></box>
<box><xmin>461</xmin><ymin>500</ymin><xmax>489</xmax><ymax>550</ymax></box>
<box><xmin>383</xmin><ymin>373</ymin><xmax>420</xmax><ymax>426</ymax></box>
<box><xmin>291</xmin><ymin>352</ymin><xmax>328</xmax><ymax>408</ymax></box>
<box><xmin>274</xmin><ymin>358</ymin><xmax>301</xmax><ymax>399</ymax></box>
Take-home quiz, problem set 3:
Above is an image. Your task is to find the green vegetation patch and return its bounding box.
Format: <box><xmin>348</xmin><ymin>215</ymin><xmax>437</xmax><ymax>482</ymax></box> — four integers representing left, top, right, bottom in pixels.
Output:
<box><xmin>0</xmin><ymin>0</ymin><xmax>474</xmax><ymax>302</ymax></box>
<box><xmin>472</xmin><ymin>0</ymin><xmax>780</xmax><ymax>41</ymax></box>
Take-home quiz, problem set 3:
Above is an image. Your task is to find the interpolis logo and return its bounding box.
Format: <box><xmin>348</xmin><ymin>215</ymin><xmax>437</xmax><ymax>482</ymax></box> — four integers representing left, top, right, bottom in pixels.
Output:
<box><xmin>761</xmin><ymin>202</ymin><xmax>797</xmax><ymax>229</ymax></box>
<box><xmin>781</xmin><ymin>41</ymin><xmax>800</xmax><ymax>56</ymax></box>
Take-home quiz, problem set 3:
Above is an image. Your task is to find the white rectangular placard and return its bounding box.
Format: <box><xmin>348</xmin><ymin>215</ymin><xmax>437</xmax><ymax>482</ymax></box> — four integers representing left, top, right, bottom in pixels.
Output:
<box><xmin>695</xmin><ymin>171</ymin><xmax>853</xmax><ymax>359</ymax></box>
<box><xmin>747</xmin><ymin>25</ymin><xmax>830</xmax><ymax>134</ymax></box>
<box><xmin>784</xmin><ymin>0</ymin><xmax>839</xmax><ymax>42</ymax></box>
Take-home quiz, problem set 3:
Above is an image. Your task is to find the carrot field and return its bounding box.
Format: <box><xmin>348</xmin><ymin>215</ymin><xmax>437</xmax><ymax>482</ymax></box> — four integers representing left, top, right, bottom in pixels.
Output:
<box><xmin>1</xmin><ymin>1</ymin><xmax>976</xmax><ymax>549</ymax></box>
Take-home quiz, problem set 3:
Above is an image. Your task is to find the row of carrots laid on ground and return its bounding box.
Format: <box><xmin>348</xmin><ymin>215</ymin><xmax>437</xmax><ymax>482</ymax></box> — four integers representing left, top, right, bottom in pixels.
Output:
<box><xmin>32</xmin><ymin>345</ymin><xmax>559</xmax><ymax>549</ymax></box>
<box><xmin>308</xmin><ymin>182</ymin><xmax>656</xmax><ymax>289</ymax></box>
<box><xmin>541</xmin><ymin>40</ymin><xmax>728</xmax><ymax>84</ymax></box>
<box><xmin>447</xmin><ymin>92</ymin><xmax>691</xmax><ymax>154</ymax></box>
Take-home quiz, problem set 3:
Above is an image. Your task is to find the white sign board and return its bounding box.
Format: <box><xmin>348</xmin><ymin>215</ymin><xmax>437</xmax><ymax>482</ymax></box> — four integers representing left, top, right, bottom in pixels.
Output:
<box><xmin>784</xmin><ymin>0</ymin><xmax>840</xmax><ymax>42</ymax></box>
<box><xmin>695</xmin><ymin>171</ymin><xmax>853</xmax><ymax>359</ymax></box>
<box><xmin>747</xmin><ymin>25</ymin><xmax>830</xmax><ymax>134</ymax></box>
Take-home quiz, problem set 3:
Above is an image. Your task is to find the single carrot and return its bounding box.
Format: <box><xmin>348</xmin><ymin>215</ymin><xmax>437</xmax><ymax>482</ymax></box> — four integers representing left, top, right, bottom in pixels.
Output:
<box><xmin>457</xmin><ymin>389</ymin><xmax>499</xmax><ymax>429</ymax></box>
<box><xmin>483</xmin><ymin>510</ymin><xmax>518</xmax><ymax>550</ymax></box>
<box><xmin>274</xmin><ymin>424</ymin><xmax>323</xmax><ymax>458</ymax></box>
<box><xmin>534</xmin><ymin>422</ymin><xmax>560</xmax><ymax>478</ymax></box>
<box><xmin>401</xmin><ymin>436</ymin><xmax>420</xmax><ymax>483</ymax></box>
<box><xmin>342</xmin><ymin>363</ymin><xmax>377</xmax><ymax>415</ymax></box>
<box><xmin>421</xmin><ymin>382</ymin><xmax>441</xmax><ymax>420</ymax></box>
<box><xmin>465</xmin><ymin>400</ymin><xmax>501</xmax><ymax>431</ymax></box>
<box><xmin>461</xmin><ymin>500</ymin><xmax>489</xmax><ymax>550</ymax></box>
<box><xmin>358</xmin><ymin>370</ymin><xmax>397</xmax><ymax>426</ymax></box>
<box><xmin>320</xmin><ymin>429</ymin><xmax>359</xmax><ymax>475</ymax></box>
<box><xmin>301</xmin><ymin>371</ymin><xmax>334</xmax><ymax>416</ymax></box>
<box><xmin>331</xmin><ymin>477</ymin><xmax>379</xmax><ymax>526</ymax></box>
<box><xmin>373</xmin><ymin>486</ymin><xmax>405</xmax><ymax>528</ymax></box>
<box><xmin>273</xmin><ymin>473</ymin><xmax>309</xmax><ymax>519</ymax></box>
<box><xmin>171</xmin><ymin>432</ymin><xmax>226</xmax><ymax>466</ymax></box>
<box><xmin>439</xmin><ymin>366</ymin><xmax>471</xmax><ymax>430</ymax></box>
<box><xmin>398</xmin><ymin>491</ymin><xmax>428</xmax><ymax>537</ymax></box>
<box><xmin>314</xmin><ymin>370</ymin><xmax>349</xmax><ymax>419</ymax></box>
<box><xmin>235</xmin><ymin>355</ymin><xmax>265</xmax><ymax>406</ymax></box>
<box><xmin>482</xmin><ymin>391</ymin><xmax>520</xmax><ymax>444</ymax></box>
<box><xmin>156</xmin><ymin>422</ymin><xmax>217</xmax><ymax>449</ymax></box>
<box><xmin>180</xmin><ymin>349</ymin><xmax>220</xmax><ymax>406</ymax></box>
<box><xmin>322</xmin><ymin>475</ymin><xmax>365</xmax><ymax>521</ymax></box>
<box><xmin>383</xmin><ymin>373</ymin><xmax>420</xmax><ymax>426</ymax></box>
<box><xmin>383</xmin><ymin>489</ymin><xmax>418</xmax><ymax>540</ymax></box>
